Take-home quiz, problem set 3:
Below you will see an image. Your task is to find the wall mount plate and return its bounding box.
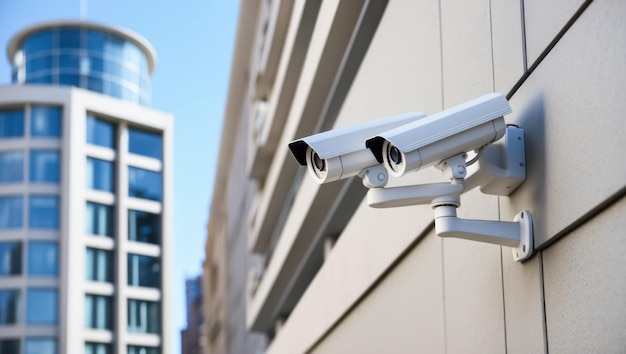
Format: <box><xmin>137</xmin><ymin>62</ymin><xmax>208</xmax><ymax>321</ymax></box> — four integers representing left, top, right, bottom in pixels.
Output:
<box><xmin>512</xmin><ymin>210</ymin><xmax>533</xmax><ymax>262</ymax></box>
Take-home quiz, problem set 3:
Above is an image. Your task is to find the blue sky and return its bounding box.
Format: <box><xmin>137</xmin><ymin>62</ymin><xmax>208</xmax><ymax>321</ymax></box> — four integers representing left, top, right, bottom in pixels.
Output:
<box><xmin>0</xmin><ymin>0</ymin><xmax>240</xmax><ymax>352</ymax></box>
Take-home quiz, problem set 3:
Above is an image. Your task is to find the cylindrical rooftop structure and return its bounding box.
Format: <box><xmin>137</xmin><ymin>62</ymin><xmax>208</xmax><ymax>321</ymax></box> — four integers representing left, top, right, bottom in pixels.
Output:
<box><xmin>7</xmin><ymin>20</ymin><xmax>157</xmax><ymax>106</ymax></box>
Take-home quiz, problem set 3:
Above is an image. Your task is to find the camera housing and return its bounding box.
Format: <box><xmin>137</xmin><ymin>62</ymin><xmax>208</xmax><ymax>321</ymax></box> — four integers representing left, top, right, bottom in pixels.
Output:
<box><xmin>365</xmin><ymin>93</ymin><xmax>511</xmax><ymax>177</ymax></box>
<box><xmin>288</xmin><ymin>111</ymin><xmax>426</xmax><ymax>184</ymax></box>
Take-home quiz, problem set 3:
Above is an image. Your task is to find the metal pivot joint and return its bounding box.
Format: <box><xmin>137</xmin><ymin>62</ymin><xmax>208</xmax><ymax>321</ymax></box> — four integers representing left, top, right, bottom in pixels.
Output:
<box><xmin>367</xmin><ymin>127</ymin><xmax>534</xmax><ymax>262</ymax></box>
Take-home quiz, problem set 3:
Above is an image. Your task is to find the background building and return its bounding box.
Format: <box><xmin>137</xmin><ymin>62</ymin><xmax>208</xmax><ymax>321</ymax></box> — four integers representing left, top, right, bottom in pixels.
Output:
<box><xmin>208</xmin><ymin>0</ymin><xmax>626</xmax><ymax>353</ymax></box>
<box><xmin>181</xmin><ymin>276</ymin><xmax>203</xmax><ymax>354</ymax></box>
<box><xmin>0</xmin><ymin>21</ymin><xmax>172</xmax><ymax>354</ymax></box>
<box><xmin>200</xmin><ymin>218</ymin><xmax>230</xmax><ymax>354</ymax></box>
<box><xmin>202</xmin><ymin>2</ymin><xmax>269</xmax><ymax>354</ymax></box>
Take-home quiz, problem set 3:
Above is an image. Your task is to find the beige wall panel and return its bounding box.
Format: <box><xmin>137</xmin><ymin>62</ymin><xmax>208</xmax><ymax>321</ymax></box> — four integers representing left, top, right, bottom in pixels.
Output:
<box><xmin>311</xmin><ymin>232</ymin><xmax>445</xmax><ymax>354</ymax></box>
<box><xmin>267</xmin><ymin>199</ymin><xmax>433</xmax><ymax>354</ymax></box>
<box><xmin>442</xmin><ymin>241</ymin><xmax>505</xmax><ymax>354</ymax></box>
<box><xmin>501</xmin><ymin>247</ymin><xmax>547</xmax><ymax>353</ymax></box>
<box><xmin>442</xmin><ymin>240</ymin><xmax>506</xmax><ymax>352</ymax></box>
<box><xmin>440</xmin><ymin>0</ymin><xmax>494</xmax><ymax>106</ymax></box>
<box><xmin>442</xmin><ymin>191</ymin><xmax>506</xmax><ymax>354</ymax></box>
<box><xmin>491</xmin><ymin>0</ymin><xmax>526</xmax><ymax>92</ymax></box>
<box><xmin>542</xmin><ymin>197</ymin><xmax>626</xmax><ymax>352</ymax></box>
<box><xmin>502</xmin><ymin>0</ymin><xmax>626</xmax><ymax>247</ymax></box>
<box><xmin>335</xmin><ymin>0</ymin><xmax>442</xmax><ymax>124</ymax></box>
<box><xmin>440</xmin><ymin>1</ymin><xmax>506</xmax><ymax>352</ymax></box>
<box><xmin>523</xmin><ymin>0</ymin><xmax>586</xmax><ymax>64</ymax></box>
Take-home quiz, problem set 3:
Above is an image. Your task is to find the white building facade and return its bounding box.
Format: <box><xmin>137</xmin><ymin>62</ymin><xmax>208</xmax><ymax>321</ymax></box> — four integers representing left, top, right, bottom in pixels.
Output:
<box><xmin>211</xmin><ymin>0</ymin><xmax>626</xmax><ymax>353</ymax></box>
<box><xmin>0</xmin><ymin>22</ymin><xmax>172</xmax><ymax>354</ymax></box>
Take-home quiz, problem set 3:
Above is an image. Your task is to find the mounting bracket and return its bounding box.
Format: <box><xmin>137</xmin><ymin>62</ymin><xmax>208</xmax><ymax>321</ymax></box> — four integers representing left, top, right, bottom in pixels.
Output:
<box><xmin>367</xmin><ymin>127</ymin><xmax>534</xmax><ymax>262</ymax></box>
<box><xmin>434</xmin><ymin>204</ymin><xmax>533</xmax><ymax>262</ymax></box>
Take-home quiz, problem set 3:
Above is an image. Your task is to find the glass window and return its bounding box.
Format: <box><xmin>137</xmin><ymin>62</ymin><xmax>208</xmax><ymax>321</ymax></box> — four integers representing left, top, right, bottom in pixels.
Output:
<box><xmin>128</xmin><ymin>346</ymin><xmax>159</xmax><ymax>354</ymax></box>
<box><xmin>0</xmin><ymin>339</ymin><xmax>20</xmax><ymax>353</ymax></box>
<box><xmin>30</xmin><ymin>150</ymin><xmax>60</xmax><ymax>183</ymax></box>
<box><xmin>28</xmin><ymin>242</ymin><xmax>58</xmax><ymax>276</ymax></box>
<box><xmin>0</xmin><ymin>242</ymin><xmax>21</xmax><ymax>276</ymax></box>
<box><xmin>31</xmin><ymin>106</ymin><xmax>61</xmax><ymax>137</ymax></box>
<box><xmin>84</xmin><ymin>294</ymin><xmax>112</xmax><ymax>329</ymax></box>
<box><xmin>123</xmin><ymin>42</ymin><xmax>141</xmax><ymax>64</ymax></box>
<box><xmin>29</xmin><ymin>196</ymin><xmax>59</xmax><ymax>229</ymax></box>
<box><xmin>128</xmin><ymin>254</ymin><xmax>160</xmax><ymax>288</ymax></box>
<box><xmin>0</xmin><ymin>110</ymin><xmax>24</xmax><ymax>138</ymax></box>
<box><xmin>0</xmin><ymin>151</ymin><xmax>24</xmax><ymax>182</ymax></box>
<box><xmin>128</xmin><ymin>167</ymin><xmax>162</xmax><ymax>201</ymax></box>
<box><xmin>59</xmin><ymin>28</ymin><xmax>80</xmax><ymax>49</ymax></box>
<box><xmin>86</xmin><ymin>157</ymin><xmax>114</xmax><ymax>192</ymax></box>
<box><xmin>104</xmin><ymin>34</ymin><xmax>124</xmax><ymax>57</ymax></box>
<box><xmin>128</xmin><ymin>128</ymin><xmax>162</xmax><ymax>160</ymax></box>
<box><xmin>23</xmin><ymin>30</ymin><xmax>54</xmax><ymax>55</ymax></box>
<box><xmin>128</xmin><ymin>210</ymin><xmax>160</xmax><ymax>244</ymax></box>
<box><xmin>26</xmin><ymin>74</ymin><xmax>52</xmax><ymax>84</ymax></box>
<box><xmin>127</xmin><ymin>299</ymin><xmax>159</xmax><ymax>334</ymax></box>
<box><xmin>102</xmin><ymin>59</ymin><xmax>123</xmax><ymax>77</ymax></box>
<box><xmin>85</xmin><ymin>342</ymin><xmax>112</xmax><ymax>354</ymax></box>
<box><xmin>85</xmin><ymin>248</ymin><xmax>113</xmax><ymax>282</ymax></box>
<box><xmin>108</xmin><ymin>81</ymin><xmax>123</xmax><ymax>99</ymax></box>
<box><xmin>59</xmin><ymin>53</ymin><xmax>80</xmax><ymax>69</ymax></box>
<box><xmin>0</xmin><ymin>196</ymin><xmax>23</xmax><ymax>229</ymax></box>
<box><xmin>26</xmin><ymin>55</ymin><xmax>52</xmax><ymax>75</ymax></box>
<box><xmin>88</xmin><ymin>76</ymin><xmax>103</xmax><ymax>92</ymax></box>
<box><xmin>0</xmin><ymin>290</ymin><xmax>19</xmax><ymax>324</ymax></box>
<box><xmin>59</xmin><ymin>74</ymin><xmax>80</xmax><ymax>87</ymax></box>
<box><xmin>86</xmin><ymin>115</ymin><xmax>114</xmax><ymax>148</ymax></box>
<box><xmin>123</xmin><ymin>66</ymin><xmax>140</xmax><ymax>86</ymax></box>
<box><xmin>87</xmin><ymin>30</ymin><xmax>106</xmax><ymax>52</ymax></box>
<box><xmin>27</xmin><ymin>289</ymin><xmax>57</xmax><ymax>324</ymax></box>
<box><xmin>25</xmin><ymin>338</ymin><xmax>56</xmax><ymax>354</ymax></box>
<box><xmin>85</xmin><ymin>202</ymin><xmax>113</xmax><ymax>237</ymax></box>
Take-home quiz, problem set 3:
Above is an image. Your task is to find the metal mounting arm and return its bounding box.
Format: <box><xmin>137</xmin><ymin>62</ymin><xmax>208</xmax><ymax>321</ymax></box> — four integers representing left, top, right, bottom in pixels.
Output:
<box><xmin>434</xmin><ymin>205</ymin><xmax>533</xmax><ymax>262</ymax></box>
<box><xmin>366</xmin><ymin>127</ymin><xmax>534</xmax><ymax>262</ymax></box>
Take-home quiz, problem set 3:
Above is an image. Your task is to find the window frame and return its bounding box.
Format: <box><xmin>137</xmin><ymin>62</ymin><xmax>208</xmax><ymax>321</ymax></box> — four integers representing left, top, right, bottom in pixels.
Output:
<box><xmin>84</xmin><ymin>294</ymin><xmax>113</xmax><ymax>330</ymax></box>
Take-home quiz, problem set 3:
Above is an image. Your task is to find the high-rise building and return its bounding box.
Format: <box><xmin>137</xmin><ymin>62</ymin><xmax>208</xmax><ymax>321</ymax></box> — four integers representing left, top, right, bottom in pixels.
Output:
<box><xmin>0</xmin><ymin>21</ymin><xmax>172</xmax><ymax>354</ymax></box>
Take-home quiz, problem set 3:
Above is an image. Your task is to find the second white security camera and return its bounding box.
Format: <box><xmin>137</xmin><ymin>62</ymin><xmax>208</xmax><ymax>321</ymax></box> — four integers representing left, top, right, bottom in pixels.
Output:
<box><xmin>366</xmin><ymin>93</ymin><xmax>511</xmax><ymax>177</ymax></box>
<box><xmin>288</xmin><ymin>112</ymin><xmax>426</xmax><ymax>184</ymax></box>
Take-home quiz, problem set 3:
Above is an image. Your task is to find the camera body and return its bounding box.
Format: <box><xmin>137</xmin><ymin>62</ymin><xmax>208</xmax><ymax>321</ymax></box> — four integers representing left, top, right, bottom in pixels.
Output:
<box><xmin>365</xmin><ymin>93</ymin><xmax>511</xmax><ymax>177</ymax></box>
<box><xmin>288</xmin><ymin>111</ymin><xmax>426</xmax><ymax>184</ymax></box>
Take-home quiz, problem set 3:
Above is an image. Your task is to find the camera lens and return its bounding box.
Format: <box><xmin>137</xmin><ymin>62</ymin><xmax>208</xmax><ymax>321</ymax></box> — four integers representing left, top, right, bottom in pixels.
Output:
<box><xmin>312</xmin><ymin>152</ymin><xmax>325</xmax><ymax>171</ymax></box>
<box><xmin>388</xmin><ymin>145</ymin><xmax>402</xmax><ymax>165</ymax></box>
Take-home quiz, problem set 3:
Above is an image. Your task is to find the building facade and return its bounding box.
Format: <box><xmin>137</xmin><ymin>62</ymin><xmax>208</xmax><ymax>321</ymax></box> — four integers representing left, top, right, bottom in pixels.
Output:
<box><xmin>0</xmin><ymin>21</ymin><xmax>172</xmax><ymax>354</ymax></box>
<box><xmin>210</xmin><ymin>0</ymin><xmax>626</xmax><ymax>353</ymax></box>
<box><xmin>202</xmin><ymin>2</ymin><xmax>269</xmax><ymax>354</ymax></box>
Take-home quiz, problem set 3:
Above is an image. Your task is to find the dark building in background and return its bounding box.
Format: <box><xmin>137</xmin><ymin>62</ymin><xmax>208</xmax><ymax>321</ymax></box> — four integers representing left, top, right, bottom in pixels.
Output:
<box><xmin>181</xmin><ymin>275</ymin><xmax>204</xmax><ymax>354</ymax></box>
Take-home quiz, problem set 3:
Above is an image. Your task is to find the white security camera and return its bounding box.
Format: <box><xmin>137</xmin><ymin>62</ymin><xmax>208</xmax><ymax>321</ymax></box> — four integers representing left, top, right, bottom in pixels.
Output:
<box><xmin>365</xmin><ymin>93</ymin><xmax>511</xmax><ymax>177</ymax></box>
<box><xmin>287</xmin><ymin>93</ymin><xmax>534</xmax><ymax>262</ymax></box>
<box><xmin>288</xmin><ymin>112</ymin><xmax>426</xmax><ymax>184</ymax></box>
